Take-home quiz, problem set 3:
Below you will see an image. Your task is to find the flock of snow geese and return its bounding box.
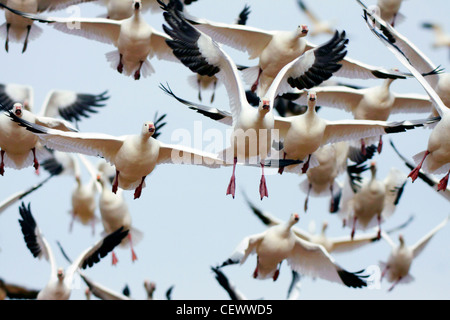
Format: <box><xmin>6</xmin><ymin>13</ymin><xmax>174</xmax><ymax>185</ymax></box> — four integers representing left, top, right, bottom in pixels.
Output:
<box><xmin>0</xmin><ymin>0</ymin><xmax>448</xmax><ymax>300</ymax></box>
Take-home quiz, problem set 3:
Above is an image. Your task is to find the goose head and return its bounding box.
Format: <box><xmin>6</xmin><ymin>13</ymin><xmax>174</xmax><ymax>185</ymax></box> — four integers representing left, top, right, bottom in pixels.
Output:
<box><xmin>144</xmin><ymin>279</ymin><xmax>156</xmax><ymax>299</ymax></box>
<box><xmin>133</xmin><ymin>0</ymin><xmax>142</xmax><ymax>11</ymax></box>
<box><xmin>12</xmin><ymin>103</ymin><xmax>23</xmax><ymax>117</ymax></box>
<box><xmin>321</xmin><ymin>220</ymin><xmax>329</xmax><ymax>235</ymax></box>
<box><xmin>296</xmin><ymin>24</ymin><xmax>309</xmax><ymax>38</ymax></box>
<box><xmin>398</xmin><ymin>234</ymin><xmax>405</xmax><ymax>247</ymax></box>
<box><xmin>57</xmin><ymin>267</ymin><xmax>65</xmax><ymax>281</ymax></box>
<box><xmin>141</xmin><ymin>121</ymin><xmax>156</xmax><ymax>138</ymax></box>
<box><xmin>306</xmin><ymin>90</ymin><xmax>317</xmax><ymax>113</ymax></box>
<box><xmin>258</xmin><ymin>98</ymin><xmax>271</xmax><ymax>113</ymax></box>
<box><xmin>288</xmin><ymin>213</ymin><xmax>300</xmax><ymax>227</ymax></box>
<box><xmin>370</xmin><ymin>161</ymin><xmax>377</xmax><ymax>178</ymax></box>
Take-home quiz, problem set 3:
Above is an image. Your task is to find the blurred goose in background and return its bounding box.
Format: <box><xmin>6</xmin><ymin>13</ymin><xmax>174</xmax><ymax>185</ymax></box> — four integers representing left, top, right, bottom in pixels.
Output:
<box><xmin>421</xmin><ymin>21</ymin><xmax>450</xmax><ymax>55</ymax></box>
<box><xmin>0</xmin><ymin>278</ymin><xmax>39</xmax><ymax>300</ymax></box>
<box><xmin>17</xmin><ymin>201</ymin><xmax>128</xmax><ymax>300</ymax></box>
<box><xmin>176</xmin><ymin>1</ymin><xmax>411</xmax><ymax>97</ymax></box>
<box><xmin>369</xmin><ymin>0</ymin><xmax>406</xmax><ymax>27</ymax></box>
<box><xmin>296</xmin><ymin>0</ymin><xmax>336</xmax><ymax>37</ymax></box>
<box><xmin>337</xmin><ymin>161</ymin><xmax>407</xmax><ymax>240</ymax></box>
<box><xmin>218</xmin><ymin>213</ymin><xmax>368</xmax><ymax>288</ymax></box>
<box><xmin>0</xmin><ymin>0</ymin><xmax>179</xmax><ymax>80</ymax></box>
<box><xmin>360</xmin><ymin>3</ymin><xmax>450</xmax><ymax>191</ymax></box>
<box><xmin>161</xmin><ymin>2</ymin><xmax>349</xmax><ymax>199</ymax></box>
<box><xmin>379</xmin><ymin>216</ymin><xmax>449</xmax><ymax>291</ymax></box>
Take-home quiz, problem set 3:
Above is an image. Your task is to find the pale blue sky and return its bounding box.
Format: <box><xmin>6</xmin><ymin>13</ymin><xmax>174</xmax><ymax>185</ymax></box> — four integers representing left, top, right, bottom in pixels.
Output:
<box><xmin>0</xmin><ymin>0</ymin><xmax>448</xmax><ymax>300</ymax></box>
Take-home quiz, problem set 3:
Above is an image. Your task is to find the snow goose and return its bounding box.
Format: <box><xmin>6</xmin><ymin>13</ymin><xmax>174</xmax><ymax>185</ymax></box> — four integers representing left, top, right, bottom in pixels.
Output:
<box><xmin>296</xmin><ymin>0</ymin><xmax>336</xmax><ymax>37</ymax></box>
<box><xmin>338</xmin><ymin>161</ymin><xmax>407</xmax><ymax>239</ymax></box>
<box><xmin>390</xmin><ymin>139</ymin><xmax>450</xmax><ymax>202</ymax></box>
<box><xmin>160</xmin><ymin>2</ymin><xmax>349</xmax><ymax>199</ymax></box>
<box><xmin>0</xmin><ymin>278</ymin><xmax>39</xmax><ymax>300</ymax></box>
<box><xmin>357</xmin><ymin>0</ymin><xmax>450</xmax><ymax>117</ymax></box>
<box><xmin>96</xmin><ymin>170</ymin><xmax>142</xmax><ymax>265</ymax></box>
<box><xmin>359</xmin><ymin>3</ymin><xmax>450</xmax><ymax>191</ymax></box>
<box><xmin>6</xmin><ymin>110</ymin><xmax>226</xmax><ymax>199</ymax></box>
<box><xmin>0</xmin><ymin>0</ymin><xmax>178</xmax><ymax>80</ymax></box>
<box><xmin>242</xmin><ymin>193</ymin><xmax>413</xmax><ymax>255</ymax></box>
<box><xmin>0</xmin><ymin>0</ymin><xmax>95</xmax><ymax>52</ymax></box>
<box><xmin>421</xmin><ymin>22</ymin><xmax>450</xmax><ymax>53</ymax></box>
<box><xmin>0</xmin><ymin>83</ymin><xmax>109</xmax><ymax>128</ymax></box>
<box><xmin>17</xmin><ymin>201</ymin><xmax>129</xmax><ymax>300</ymax></box>
<box><xmin>174</xmin><ymin>4</ymin><xmax>410</xmax><ymax>97</ymax></box>
<box><xmin>379</xmin><ymin>215</ymin><xmax>449</xmax><ymax>291</ymax></box>
<box><xmin>0</xmin><ymin>103</ymin><xmax>77</xmax><ymax>175</ymax></box>
<box><xmin>218</xmin><ymin>212</ymin><xmax>368</xmax><ymax>287</ymax></box>
<box><xmin>370</xmin><ymin>0</ymin><xmax>406</xmax><ymax>27</ymax></box>
<box><xmin>290</xmin><ymin>79</ymin><xmax>434</xmax><ymax>154</ymax></box>
<box><xmin>187</xmin><ymin>4</ymin><xmax>251</xmax><ymax>103</ymax></box>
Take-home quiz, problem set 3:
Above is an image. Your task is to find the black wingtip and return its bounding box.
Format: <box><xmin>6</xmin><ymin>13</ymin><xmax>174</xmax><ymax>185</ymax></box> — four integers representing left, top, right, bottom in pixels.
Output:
<box><xmin>337</xmin><ymin>269</ymin><xmax>368</xmax><ymax>288</ymax></box>
<box><xmin>18</xmin><ymin>202</ymin><xmax>42</xmax><ymax>259</ymax></box>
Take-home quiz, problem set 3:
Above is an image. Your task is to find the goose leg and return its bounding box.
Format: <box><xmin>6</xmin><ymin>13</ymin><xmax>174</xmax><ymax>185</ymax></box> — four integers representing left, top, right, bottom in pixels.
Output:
<box><xmin>32</xmin><ymin>147</ymin><xmax>39</xmax><ymax>175</ymax></box>
<box><xmin>437</xmin><ymin>170</ymin><xmax>450</xmax><ymax>191</ymax></box>
<box><xmin>304</xmin><ymin>183</ymin><xmax>312</xmax><ymax>212</ymax></box>
<box><xmin>351</xmin><ymin>216</ymin><xmax>357</xmax><ymax>240</ymax></box>
<box><xmin>0</xmin><ymin>150</ymin><xmax>5</xmax><ymax>176</ymax></box>
<box><xmin>226</xmin><ymin>157</ymin><xmax>237</xmax><ymax>198</ymax></box>
<box><xmin>251</xmin><ymin>68</ymin><xmax>262</xmax><ymax>92</ymax></box>
<box><xmin>134</xmin><ymin>176</ymin><xmax>146</xmax><ymax>199</ymax></box>
<box><xmin>197</xmin><ymin>77</ymin><xmax>202</xmax><ymax>101</ymax></box>
<box><xmin>259</xmin><ymin>162</ymin><xmax>268</xmax><ymax>200</ymax></box>
<box><xmin>5</xmin><ymin>23</ymin><xmax>10</xmax><ymax>52</ymax></box>
<box><xmin>377</xmin><ymin>214</ymin><xmax>382</xmax><ymax>239</ymax></box>
<box><xmin>112</xmin><ymin>251</ymin><xmax>119</xmax><ymax>266</ymax></box>
<box><xmin>408</xmin><ymin>150</ymin><xmax>430</xmax><ymax>182</ymax></box>
<box><xmin>360</xmin><ymin>138</ymin><xmax>366</xmax><ymax>156</ymax></box>
<box><xmin>381</xmin><ymin>265</ymin><xmax>389</xmax><ymax>281</ymax></box>
<box><xmin>128</xmin><ymin>233</ymin><xmax>138</xmax><ymax>262</ymax></box>
<box><xmin>388</xmin><ymin>277</ymin><xmax>401</xmax><ymax>292</ymax></box>
<box><xmin>22</xmin><ymin>25</ymin><xmax>31</xmax><ymax>53</ymax></box>
<box><xmin>117</xmin><ymin>54</ymin><xmax>124</xmax><ymax>73</ymax></box>
<box><xmin>273</xmin><ymin>261</ymin><xmax>282</xmax><ymax>281</ymax></box>
<box><xmin>112</xmin><ymin>170</ymin><xmax>119</xmax><ymax>194</ymax></box>
<box><xmin>377</xmin><ymin>135</ymin><xmax>383</xmax><ymax>154</ymax></box>
<box><xmin>134</xmin><ymin>61</ymin><xmax>144</xmax><ymax>80</ymax></box>
<box><xmin>210</xmin><ymin>78</ymin><xmax>217</xmax><ymax>103</ymax></box>
<box><xmin>278</xmin><ymin>152</ymin><xmax>286</xmax><ymax>175</ymax></box>
<box><xmin>301</xmin><ymin>154</ymin><xmax>312</xmax><ymax>174</ymax></box>
<box><xmin>253</xmin><ymin>257</ymin><xmax>259</xmax><ymax>279</ymax></box>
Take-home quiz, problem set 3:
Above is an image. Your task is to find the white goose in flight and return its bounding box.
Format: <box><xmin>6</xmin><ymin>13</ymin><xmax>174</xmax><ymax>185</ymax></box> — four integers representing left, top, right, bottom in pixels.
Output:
<box><xmin>160</xmin><ymin>2</ymin><xmax>349</xmax><ymax>199</ymax></box>
<box><xmin>176</xmin><ymin>1</ymin><xmax>412</xmax><ymax>97</ymax></box>
<box><xmin>359</xmin><ymin>2</ymin><xmax>450</xmax><ymax>192</ymax></box>
<box><xmin>17</xmin><ymin>201</ymin><xmax>129</xmax><ymax>300</ymax></box>
<box><xmin>218</xmin><ymin>213</ymin><xmax>368</xmax><ymax>288</ymax></box>
<box><xmin>0</xmin><ymin>0</ymin><xmax>179</xmax><ymax>80</ymax></box>
<box><xmin>379</xmin><ymin>216</ymin><xmax>449</xmax><ymax>291</ymax></box>
<box><xmin>6</xmin><ymin>110</ymin><xmax>226</xmax><ymax>199</ymax></box>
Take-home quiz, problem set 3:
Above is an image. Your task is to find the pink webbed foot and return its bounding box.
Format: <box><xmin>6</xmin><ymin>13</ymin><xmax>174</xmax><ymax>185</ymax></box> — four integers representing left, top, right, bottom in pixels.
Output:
<box><xmin>377</xmin><ymin>136</ymin><xmax>383</xmax><ymax>154</ymax></box>
<box><xmin>259</xmin><ymin>163</ymin><xmax>268</xmax><ymax>200</ymax></box>
<box><xmin>112</xmin><ymin>251</ymin><xmax>119</xmax><ymax>266</ymax></box>
<box><xmin>361</xmin><ymin>139</ymin><xmax>366</xmax><ymax>156</ymax></box>
<box><xmin>251</xmin><ymin>68</ymin><xmax>262</xmax><ymax>92</ymax></box>
<box><xmin>351</xmin><ymin>216</ymin><xmax>357</xmax><ymax>240</ymax></box>
<box><xmin>253</xmin><ymin>266</ymin><xmax>258</xmax><ymax>279</ymax></box>
<box><xmin>278</xmin><ymin>152</ymin><xmax>286</xmax><ymax>175</ymax></box>
<box><xmin>128</xmin><ymin>234</ymin><xmax>138</xmax><ymax>262</ymax></box>
<box><xmin>133</xmin><ymin>176</ymin><xmax>146</xmax><ymax>199</ymax></box>
<box><xmin>408</xmin><ymin>150</ymin><xmax>430</xmax><ymax>182</ymax></box>
<box><xmin>117</xmin><ymin>54</ymin><xmax>123</xmax><ymax>73</ymax></box>
<box><xmin>32</xmin><ymin>147</ymin><xmax>39</xmax><ymax>175</ymax></box>
<box><xmin>0</xmin><ymin>150</ymin><xmax>4</xmax><ymax>176</ymax></box>
<box><xmin>112</xmin><ymin>170</ymin><xmax>119</xmax><ymax>194</ymax></box>
<box><xmin>273</xmin><ymin>269</ymin><xmax>280</xmax><ymax>281</ymax></box>
<box><xmin>437</xmin><ymin>171</ymin><xmax>449</xmax><ymax>191</ymax></box>
<box><xmin>226</xmin><ymin>158</ymin><xmax>237</xmax><ymax>198</ymax></box>
<box><xmin>301</xmin><ymin>155</ymin><xmax>311</xmax><ymax>174</ymax></box>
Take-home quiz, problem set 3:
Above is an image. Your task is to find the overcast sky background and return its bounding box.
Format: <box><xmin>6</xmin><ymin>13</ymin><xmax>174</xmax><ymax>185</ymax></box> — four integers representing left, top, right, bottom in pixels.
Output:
<box><xmin>0</xmin><ymin>0</ymin><xmax>449</xmax><ymax>300</ymax></box>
